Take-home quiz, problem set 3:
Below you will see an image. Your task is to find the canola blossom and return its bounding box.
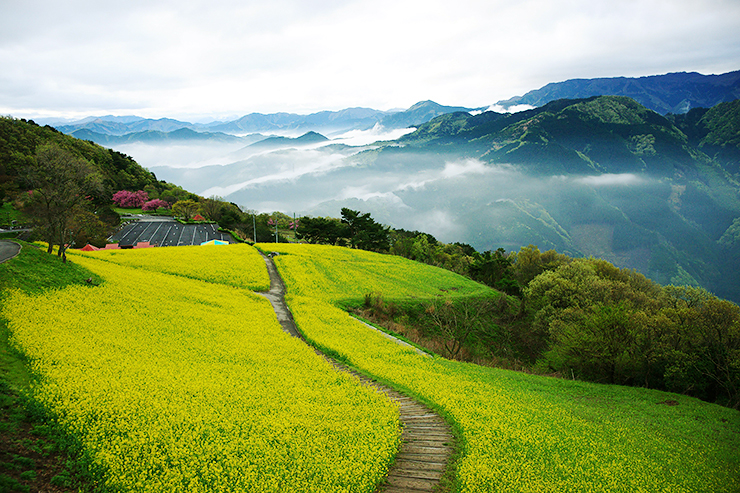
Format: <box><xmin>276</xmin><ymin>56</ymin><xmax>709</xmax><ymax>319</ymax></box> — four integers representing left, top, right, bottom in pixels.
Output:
<box><xmin>262</xmin><ymin>243</ymin><xmax>494</xmax><ymax>304</ymax></box>
<box><xmin>263</xmin><ymin>243</ymin><xmax>740</xmax><ymax>493</ymax></box>
<box><xmin>2</xmin><ymin>246</ymin><xmax>399</xmax><ymax>492</ymax></box>
<box><xmin>81</xmin><ymin>242</ymin><xmax>270</xmax><ymax>291</ymax></box>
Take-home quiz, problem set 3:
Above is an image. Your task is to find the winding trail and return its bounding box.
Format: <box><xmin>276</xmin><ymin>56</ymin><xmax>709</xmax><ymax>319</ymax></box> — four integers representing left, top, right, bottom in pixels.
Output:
<box><xmin>257</xmin><ymin>252</ymin><xmax>455</xmax><ymax>492</ymax></box>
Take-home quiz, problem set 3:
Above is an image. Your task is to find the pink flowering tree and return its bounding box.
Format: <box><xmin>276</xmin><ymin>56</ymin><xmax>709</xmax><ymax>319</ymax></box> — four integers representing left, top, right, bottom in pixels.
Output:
<box><xmin>112</xmin><ymin>190</ymin><xmax>149</xmax><ymax>208</ymax></box>
<box><xmin>141</xmin><ymin>199</ymin><xmax>171</xmax><ymax>211</ymax></box>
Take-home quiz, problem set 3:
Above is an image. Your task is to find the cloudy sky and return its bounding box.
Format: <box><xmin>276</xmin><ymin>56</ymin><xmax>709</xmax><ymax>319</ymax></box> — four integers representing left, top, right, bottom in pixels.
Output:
<box><xmin>2</xmin><ymin>0</ymin><xmax>739</xmax><ymax>121</ymax></box>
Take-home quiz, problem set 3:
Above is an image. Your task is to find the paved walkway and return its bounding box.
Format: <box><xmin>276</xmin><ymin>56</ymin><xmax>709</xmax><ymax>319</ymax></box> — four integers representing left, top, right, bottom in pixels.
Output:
<box><xmin>0</xmin><ymin>240</ymin><xmax>21</xmax><ymax>264</ymax></box>
<box><xmin>258</xmin><ymin>252</ymin><xmax>455</xmax><ymax>493</ymax></box>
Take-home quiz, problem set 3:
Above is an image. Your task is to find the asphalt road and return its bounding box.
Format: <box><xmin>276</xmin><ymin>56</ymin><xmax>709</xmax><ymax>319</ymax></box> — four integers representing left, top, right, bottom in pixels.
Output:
<box><xmin>0</xmin><ymin>240</ymin><xmax>21</xmax><ymax>264</ymax></box>
<box><xmin>110</xmin><ymin>220</ymin><xmax>234</xmax><ymax>247</ymax></box>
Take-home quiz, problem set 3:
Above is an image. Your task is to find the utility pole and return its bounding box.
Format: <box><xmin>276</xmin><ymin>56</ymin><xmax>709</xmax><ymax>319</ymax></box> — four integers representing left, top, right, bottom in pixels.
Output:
<box><xmin>252</xmin><ymin>213</ymin><xmax>256</xmax><ymax>243</ymax></box>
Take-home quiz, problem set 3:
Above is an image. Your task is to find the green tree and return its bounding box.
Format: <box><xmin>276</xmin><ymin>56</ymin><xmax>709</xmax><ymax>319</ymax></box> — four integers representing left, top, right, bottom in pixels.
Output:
<box><xmin>172</xmin><ymin>199</ymin><xmax>200</xmax><ymax>221</ymax></box>
<box><xmin>511</xmin><ymin>244</ymin><xmax>571</xmax><ymax>286</ymax></box>
<box><xmin>199</xmin><ymin>196</ymin><xmax>223</xmax><ymax>221</ymax></box>
<box><xmin>22</xmin><ymin>143</ymin><xmax>103</xmax><ymax>260</ymax></box>
<box><xmin>469</xmin><ymin>248</ymin><xmax>521</xmax><ymax>296</ymax></box>
<box><xmin>340</xmin><ymin>208</ymin><xmax>389</xmax><ymax>251</ymax></box>
<box><xmin>297</xmin><ymin>216</ymin><xmax>344</xmax><ymax>244</ymax></box>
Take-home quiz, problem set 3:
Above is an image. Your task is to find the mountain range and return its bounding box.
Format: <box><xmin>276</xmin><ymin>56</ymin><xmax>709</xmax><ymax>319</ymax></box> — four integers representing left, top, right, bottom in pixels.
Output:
<box><xmin>496</xmin><ymin>70</ymin><xmax>740</xmax><ymax>115</ymax></box>
<box><xmin>37</xmin><ymin>69</ymin><xmax>740</xmax><ymax>303</ymax></box>
<box><xmin>49</xmin><ymin>70</ymin><xmax>740</xmax><ymax>149</ymax></box>
<box><xmin>53</xmin><ymin>100</ymin><xmax>482</xmax><ymax>144</ymax></box>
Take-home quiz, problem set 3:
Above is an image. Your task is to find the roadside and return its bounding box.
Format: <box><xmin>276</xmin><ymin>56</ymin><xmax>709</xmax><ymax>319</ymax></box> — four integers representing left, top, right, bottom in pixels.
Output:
<box><xmin>0</xmin><ymin>240</ymin><xmax>21</xmax><ymax>264</ymax></box>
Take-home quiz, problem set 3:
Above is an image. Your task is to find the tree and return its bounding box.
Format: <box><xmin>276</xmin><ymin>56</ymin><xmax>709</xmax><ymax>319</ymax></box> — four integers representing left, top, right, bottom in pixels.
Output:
<box><xmin>511</xmin><ymin>244</ymin><xmax>570</xmax><ymax>287</ymax></box>
<box><xmin>469</xmin><ymin>248</ymin><xmax>521</xmax><ymax>296</ymax></box>
<box><xmin>22</xmin><ymin>144</ymin><xmax>103</xmax><ymax>260</ymax></box>
<box><xmin>141</xmin><ymin>199</ymin><xmax>170</xmax><ymax>211</ymax></box>
<box><xmin>423</xmin><ymin>298</ymin><xmax>494</xmax><ymax>359</ymax></box>
<box><xmin>112</xmin><ymin>190</ymin><xmax>148</xmax><ymax>208</ymax></box>
<box><xmin>340</xmin><ymin>208</ymin><xmax>390</xmax><ymax>251</ymax></box>
<box><xmin>171</xmin><ymin>199</ymin><xmax>200</xmax><ymax>221</ymax></box>
<box><xmin>199</xmin><ymin>196</ymin><xmax>223</xmax><ymax>221</ymax></box>
<box><xmin>297</xmin><ymin>216</ymin><xmax>344</xmax><ymax>244</ymax></box>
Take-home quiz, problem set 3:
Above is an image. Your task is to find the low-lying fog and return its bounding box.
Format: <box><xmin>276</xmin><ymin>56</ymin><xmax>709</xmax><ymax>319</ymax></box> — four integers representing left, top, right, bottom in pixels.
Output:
<box><xmin>118</xmin><ymin>127</ymin><xmax>660</xmax><ymax>260</ymax></box>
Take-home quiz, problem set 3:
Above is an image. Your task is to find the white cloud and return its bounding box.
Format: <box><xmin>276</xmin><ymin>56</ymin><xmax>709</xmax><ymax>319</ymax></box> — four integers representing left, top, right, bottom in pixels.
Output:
<box><xmin>484</xmin><ymin>104</ymin><xmax>537</xmax><ymax>114</ymax></box>
<box><xmin>328</xmin><ymin>124</ymin><xmax>417</xmax><ymax>146</ymax></box>
<box><xmin>577</xmin><ymin>173</ymin><xmax>644</xmax><ymax>186</ymax></box>
<box><xmin>1</xmin><ymin>0</ymin><xmax>738</xmax><ymax>120</ymax></box>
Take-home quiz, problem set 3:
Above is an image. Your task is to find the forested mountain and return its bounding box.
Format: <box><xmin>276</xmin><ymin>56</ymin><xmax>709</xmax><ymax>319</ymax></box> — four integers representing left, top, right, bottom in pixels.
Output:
<box><xmin>352</xmin><ymin>96</ymin><xmax>740</xmax><ymax>303</ymax></box>
<box><xmin>668</xmin><ymin>99</ymin><xmax>740</xmax><ymax>175</ymax></box>
<box><xmin>0</xmin><ymin>117</ymin><xmax>159</xmax><ymax>200</ymax></box>
<box><xmin>497</xmin><ymin>70</ymin><xmax>740</xmax><ymax>114</ymax></box>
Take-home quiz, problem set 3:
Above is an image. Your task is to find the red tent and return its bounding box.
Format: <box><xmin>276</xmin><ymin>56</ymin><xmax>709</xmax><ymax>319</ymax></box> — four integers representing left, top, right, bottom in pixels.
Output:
<box><xmin>80</xmin><ymin>244</ymin><xmax>100</xmax><ymax>251</ymax></box>
<box><xmin>193</xmin><ymin>214</ymin><xmax>205</xmax><ymax>221</ymax></box>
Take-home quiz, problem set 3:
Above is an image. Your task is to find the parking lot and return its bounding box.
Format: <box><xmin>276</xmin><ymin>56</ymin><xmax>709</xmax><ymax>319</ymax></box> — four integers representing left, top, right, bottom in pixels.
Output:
<box><xmin>110</xmin><ymin>219</ymin><xmax>235</xmax><ymax>247</ymax></box>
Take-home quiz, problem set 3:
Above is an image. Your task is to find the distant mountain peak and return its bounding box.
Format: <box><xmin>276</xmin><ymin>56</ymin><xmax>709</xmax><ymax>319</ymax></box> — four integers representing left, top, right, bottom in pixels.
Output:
<box><xmin>497</xmin><ymin>70</ymin><xmax>740</xmax><ymax>115</ymax></box>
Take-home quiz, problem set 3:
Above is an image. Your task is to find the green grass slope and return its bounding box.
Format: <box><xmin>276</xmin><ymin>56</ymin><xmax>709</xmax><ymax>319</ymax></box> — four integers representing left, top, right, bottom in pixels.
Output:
<box><xmin>268</xmin><ymin>243</ymin><xmax>740</xmax><ymax>492</ymax></box>
<box><xmin>0</xmin><ymin>241</ymin><xmax>102</xmax><ymax>492</ymax></box>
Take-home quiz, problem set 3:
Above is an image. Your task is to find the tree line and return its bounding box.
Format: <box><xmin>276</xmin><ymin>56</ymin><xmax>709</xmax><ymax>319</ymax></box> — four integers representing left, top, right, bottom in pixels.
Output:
<box><xmin>346</xmin><ymin>226</ymin><xmax>740</xmax><ymax>409</ymax></box>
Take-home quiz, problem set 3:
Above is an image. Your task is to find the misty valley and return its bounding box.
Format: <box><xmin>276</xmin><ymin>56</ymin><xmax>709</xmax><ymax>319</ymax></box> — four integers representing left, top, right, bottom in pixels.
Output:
<box><xmin>111</xmin><ymin>96</ymin><xmax>740</xmax><ymax>306</ymax></box>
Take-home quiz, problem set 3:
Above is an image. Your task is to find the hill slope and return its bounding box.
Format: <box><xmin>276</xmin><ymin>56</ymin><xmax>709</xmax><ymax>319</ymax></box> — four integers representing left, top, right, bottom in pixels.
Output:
<box><xmin>0</xmin><ymin>116</ymin><xmax>159</xmax><ymax>201</ymax></box>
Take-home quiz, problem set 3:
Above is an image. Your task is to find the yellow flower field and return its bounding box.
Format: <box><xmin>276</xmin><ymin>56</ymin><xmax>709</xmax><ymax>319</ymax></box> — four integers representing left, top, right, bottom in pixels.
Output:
<box><xmin>84</xmin><ymin>243</ymin><xmax>270</xmax><ymax>291</ymax></box>
<box><xmin>264</xmin><ymin>243</ymin><xmax>740</xmax><ymax>493</ymax></box>
<box><xmin>2</xmin><ymin>246</ymin><xmax>399</xmax><ymax>492</ymax></box>
<box><xmin>262</xmin><ymin>243</ymin><xmax>495</xmax><ymax>304</ymax></box>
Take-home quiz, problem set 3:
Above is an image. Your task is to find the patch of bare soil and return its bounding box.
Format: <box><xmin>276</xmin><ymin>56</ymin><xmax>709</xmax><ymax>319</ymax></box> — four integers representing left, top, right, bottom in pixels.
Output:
<box><xmin>0</xmin><ymin>386</ymin><xmax>77</xmax><ymax>493</ymax></box>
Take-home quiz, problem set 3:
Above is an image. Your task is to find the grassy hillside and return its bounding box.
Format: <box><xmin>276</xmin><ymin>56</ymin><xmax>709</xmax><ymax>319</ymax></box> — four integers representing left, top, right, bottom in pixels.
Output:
<box><xmin>266</xmin><ymin>243</ymin><xmax>740</xmax><ymax>493</ymax></box>
<box><xmin>2</xmin><ymin>242</ymin><xmax>738</xmax><ymax>492</ymax></box>
<box><xmin>0</xmin><ymin>241</ymin><xmax>104</xmax><ymax>492</ymax></box>
<box><xmin>2</xmin><ymin>244</ymin><xmax>399</xmax><ymax>492</ymax></box>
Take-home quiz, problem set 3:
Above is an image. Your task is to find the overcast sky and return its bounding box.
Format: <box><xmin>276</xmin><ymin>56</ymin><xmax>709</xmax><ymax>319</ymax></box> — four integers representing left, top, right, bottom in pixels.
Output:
<box><xmin>2</xmin><ymin>0</ymin><xmax>739</xmax><ymax>122</ymax></box>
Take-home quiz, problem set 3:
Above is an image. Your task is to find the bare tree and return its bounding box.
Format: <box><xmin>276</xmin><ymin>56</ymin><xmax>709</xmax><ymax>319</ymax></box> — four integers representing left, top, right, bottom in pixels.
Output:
<box><xmin>424</xmin><ymin>298</ymin><xmax>492</xmax><ymax>359</ymax></box>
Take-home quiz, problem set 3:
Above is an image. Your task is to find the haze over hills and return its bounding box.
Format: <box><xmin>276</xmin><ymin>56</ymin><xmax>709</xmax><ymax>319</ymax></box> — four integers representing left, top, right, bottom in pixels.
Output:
<box><xmin>145</xmin><ymin>95</ymin><xmax>740</xmax><ymax>303</ymax></box>
<box><xmin>53</xmin><ymin>100</ymin><xmax>481</xmax><ymax>142</ymax></box>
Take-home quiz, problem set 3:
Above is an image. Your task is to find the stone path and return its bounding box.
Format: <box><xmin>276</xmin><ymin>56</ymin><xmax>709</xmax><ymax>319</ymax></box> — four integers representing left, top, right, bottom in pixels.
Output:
<box><xmin>257</xmin><ymin>252</ymin><xmax>455</xmax><ymax>493</ymax></box>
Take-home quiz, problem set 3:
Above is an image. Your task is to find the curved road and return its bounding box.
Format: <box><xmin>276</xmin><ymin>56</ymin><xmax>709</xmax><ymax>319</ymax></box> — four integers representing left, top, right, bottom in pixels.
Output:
<box><xmin>258</xmin><ymin>253</ymin><xmax>455</xmax><ymax>493</ymax></box>
<box><xmin>0</xmin><ymin>240</ymin><xmax>21</xmax><ymax>264</ymax></box>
